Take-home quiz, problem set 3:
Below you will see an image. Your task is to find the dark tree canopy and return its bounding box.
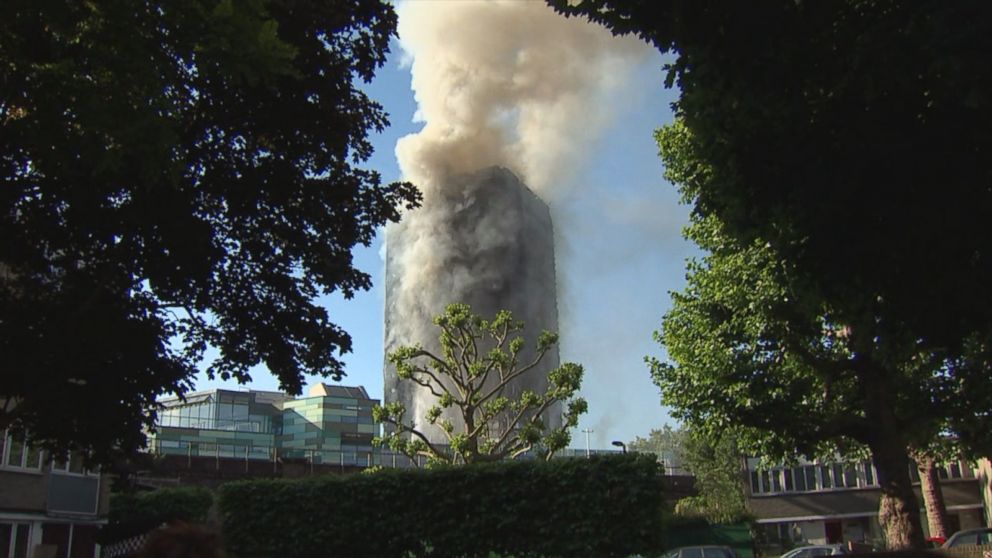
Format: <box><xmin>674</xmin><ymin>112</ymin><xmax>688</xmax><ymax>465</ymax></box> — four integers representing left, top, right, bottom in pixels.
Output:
<box><xmin>552</xmin><ymin>0</ymin><xmax>992</xmax><ymax>361</ymax></box>
<box><xmin>0</xmin><ymin>0</ymin><xmax>420</xmax><ymax>461</ymax></box>
<box><xmin>552</xmin><ymin>0</ymin><xmax>992</xmax><ymax>549</ymax></box>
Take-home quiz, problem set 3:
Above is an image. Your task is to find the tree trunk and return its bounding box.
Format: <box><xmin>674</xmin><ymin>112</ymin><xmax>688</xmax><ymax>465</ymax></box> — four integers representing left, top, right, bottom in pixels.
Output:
<box><xmin>860</xmin><ymin>359</ymin><xmax>925</xmax><ymax>550</ymax></box>
<box><xmin>872</xmin><ymin>444</ymin><xmax>924</xmax><ymax>550</ymax></box>
<box><xmin>916</xmin><ymin>454</ymin><xmax>950</xmax><ymax>540</ymax></box>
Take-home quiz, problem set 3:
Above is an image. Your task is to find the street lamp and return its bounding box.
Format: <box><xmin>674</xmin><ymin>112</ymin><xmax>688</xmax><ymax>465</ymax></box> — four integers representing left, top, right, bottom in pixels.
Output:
<box><xmin>611</xmin><ymin>440</ymin><xmax>627</xmax><ymax>454</ymax></box>
<box><xmin>581</xmin><ymin>429</ymin><xmax>593</xmax><ymax>458</ymax></box>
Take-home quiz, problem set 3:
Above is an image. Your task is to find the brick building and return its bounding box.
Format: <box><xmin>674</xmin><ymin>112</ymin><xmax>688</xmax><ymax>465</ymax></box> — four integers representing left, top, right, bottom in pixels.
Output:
<box><xmin>0</xmin><ymin>431</ymin><xmax>111</xmax><ymax>558</ymax></box>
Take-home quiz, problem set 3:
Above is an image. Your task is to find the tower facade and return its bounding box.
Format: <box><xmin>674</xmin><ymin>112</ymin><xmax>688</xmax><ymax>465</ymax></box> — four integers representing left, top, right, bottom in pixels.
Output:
<box><xmin>383</xmin><ymin>166</ymin><xmax>561</xmax><ymax>443</ymax></box>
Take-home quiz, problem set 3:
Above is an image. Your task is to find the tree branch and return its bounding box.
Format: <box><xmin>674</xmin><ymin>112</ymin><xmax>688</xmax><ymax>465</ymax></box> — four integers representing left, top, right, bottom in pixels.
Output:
<box><xmin>477</xmin><ymin>348</ymin><xmax>549</xmax><ymax>406</ymax></box>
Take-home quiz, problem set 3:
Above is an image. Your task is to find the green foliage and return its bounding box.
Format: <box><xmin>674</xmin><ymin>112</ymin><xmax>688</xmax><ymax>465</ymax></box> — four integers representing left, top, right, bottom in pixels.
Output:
<box><xmin>628</xmin><ymin>425</ymin><xmax>684</xmax><ymax>457</ymax></box>
<box><xmin>374</xmin><ymin>303</ymin><xmax>587</xmax><ymax>465</ymax></box>
<box><xmin>552</xmin><ymin>0</ymin><xmax>992</xmax><ymax>548</ymax></box>
<box><xmin>629</xmin><ymin>425</ymin><xmax>747</xmax><ymax>524</ymax></box>
<box><xmin>217</xmin><ymin>454</ymin><xmax>666</xmax><ymax>558</ymax></box>
<box><xmin>675</xmin><ymin>428</ymin><xmax>748</xmax><ymax>525</ymax></box>
<box><xmin>99</xmin><ymin>486</ymin><xmax>214</xmax><ymax>544</ymax></box>
<box><xmin>0</xmin><ymin>0</ymin><xmax>421</xmax><ymax>462</ymax></box>
<box><xmin>552</xmin><ymin>1</ymin><xmax>992</xmax><ymax>356</ymax></box>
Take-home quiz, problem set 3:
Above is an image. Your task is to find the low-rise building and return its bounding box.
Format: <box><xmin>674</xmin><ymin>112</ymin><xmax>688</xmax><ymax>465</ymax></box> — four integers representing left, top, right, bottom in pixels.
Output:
<box><xmin>148</xmin><ymin>383</ymin><xmax>380</xmax><ymax>470</ymax></box>
<box><xmin>746</xmin><ymin>457</ymin><xmax>987</xmax><ymax>552</ymax></box>
<box><xmin>0</xmin><ymin>431</ymin><xmax>110</xmax><ymax>558</ymax></box>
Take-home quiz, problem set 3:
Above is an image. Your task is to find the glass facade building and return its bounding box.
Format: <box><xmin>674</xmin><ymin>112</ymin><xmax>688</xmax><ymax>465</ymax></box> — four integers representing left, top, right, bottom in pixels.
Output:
<box><xmin>150</xmin><ymin>384</ymin><xmax>380</xmax><ymax>467</ymax></box>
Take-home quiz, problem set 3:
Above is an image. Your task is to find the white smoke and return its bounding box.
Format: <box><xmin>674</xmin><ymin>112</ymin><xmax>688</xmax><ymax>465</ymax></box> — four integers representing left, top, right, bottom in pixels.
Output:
<box><xmin>395</xmin><ymin>0</ymin><xmax>649</xmax><ymax>200</ymax></box>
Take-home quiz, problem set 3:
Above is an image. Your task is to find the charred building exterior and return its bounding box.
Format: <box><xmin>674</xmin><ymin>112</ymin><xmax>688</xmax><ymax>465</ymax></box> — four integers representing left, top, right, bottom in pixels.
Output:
<box><xmin>383</xmin><ymin>166</ymin><xmax>561</xmax><ymax>444</ymax></box>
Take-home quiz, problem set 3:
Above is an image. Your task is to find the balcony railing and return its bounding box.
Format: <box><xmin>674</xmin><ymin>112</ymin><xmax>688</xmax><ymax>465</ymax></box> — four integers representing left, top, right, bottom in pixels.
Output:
<box><xmin>155</xmin><ymin>416</ymin><xmax>270</xmax><ymax>433</ymax></box>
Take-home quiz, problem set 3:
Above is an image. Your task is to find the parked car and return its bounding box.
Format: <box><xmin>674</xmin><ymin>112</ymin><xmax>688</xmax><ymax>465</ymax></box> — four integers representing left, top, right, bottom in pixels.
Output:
<box><xmin>942</xmin><ymin>528</ymin><xmax>992</xmax><ymax>548</ymax></box>
<box><xmin>662</xmin><ymin>545</ymin><xmax>738</xmax><ymax>558</ymax></box>
<box><xmin>779</xmin><ymin>544</ymin><xmax>848</xmax><ymax>558</ymax></box>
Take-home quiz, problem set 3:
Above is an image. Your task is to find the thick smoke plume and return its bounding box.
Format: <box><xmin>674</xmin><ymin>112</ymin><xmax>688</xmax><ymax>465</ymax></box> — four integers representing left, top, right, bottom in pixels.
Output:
<box><xmin>395</xmin><ymin>0</ymin><xmax>649</xmax><ymax>199</ymax></box>
<box><xmin>384</xmin><ymin>1</ymin><xmax>651</xmax><ymax>441</ymax></box>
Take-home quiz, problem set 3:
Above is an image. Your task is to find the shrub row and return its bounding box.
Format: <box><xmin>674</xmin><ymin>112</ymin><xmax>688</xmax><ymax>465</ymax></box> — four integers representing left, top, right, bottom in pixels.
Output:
<box><xmin>217</xmin><ymin>454</ymin><xmax>665</xmax><ymax>558</ymax></box>
<box><xmin>98</xmin><ymin>486</ymin><xmax>214</xmax><ymax>544</ymax></box>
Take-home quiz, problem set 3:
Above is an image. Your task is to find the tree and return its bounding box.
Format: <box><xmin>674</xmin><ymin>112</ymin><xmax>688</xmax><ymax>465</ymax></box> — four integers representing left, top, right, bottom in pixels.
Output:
<box><xmin>629</xmin><ymin>424</ymin><xmax>684</xmax><ymax>462</ymax></box>
<box><xmin>910</xmin><ymin>436</ymin><xmax>964</xmax><ymax>542</ymax></box>
<box><xmin>550</xmin><ymin>0</ymin><xmax>992</xmax><ymax>548</ymax></box>
<box><xmin>0</xmin><ymin>0</ymin><xmax>420</xmax><ymax>463</ymax></box>
<box><xmin>675</xmin><ymin>427</ymin><xmax>748</xmax><ymax>524</ymax></box>
<box><xmin>646</xmin><ymin>163</ymin><xmax>992</xmax><ymax>548</ymax></box>
<box><xmin>629</xmin><ymin>425</ymin><xmax>747</xmax><ymax>524</ymax></box>
<box><xmin>373</xmin><ymin>303</ymin><xmax>587</xmax><ymax>466</ymax></box>
<box><xmin>548</xmin><ymin>1</ymin><xmax>992</xmax><ymax>352</ymax></box>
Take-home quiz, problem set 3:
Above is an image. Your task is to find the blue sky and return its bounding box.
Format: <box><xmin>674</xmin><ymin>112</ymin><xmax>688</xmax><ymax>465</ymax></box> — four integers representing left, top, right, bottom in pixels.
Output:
<box><xmin>195</xmin><ymin>19</ymin><xmax>697</xmax><ymax>449</ymax></box>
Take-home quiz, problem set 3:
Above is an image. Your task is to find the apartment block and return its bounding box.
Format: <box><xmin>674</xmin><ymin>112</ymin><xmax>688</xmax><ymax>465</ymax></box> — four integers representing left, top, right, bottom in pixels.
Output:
<box><xmin>0</xmin><ymin>431</ymin><xmax>110</xmax><ymax>558</ymax></box>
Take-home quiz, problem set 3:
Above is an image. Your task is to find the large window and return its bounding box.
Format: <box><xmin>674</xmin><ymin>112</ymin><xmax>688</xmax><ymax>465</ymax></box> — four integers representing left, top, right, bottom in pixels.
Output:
<box><xmin>158</xmin><ymin>394</ymin><xmax>269</xmax><ymax>433</ymax></box>
<box><xmin>1</xmin><ymin>431</ymin><xmax>43</xmax><ymax>471</ymax></box>
<box><xmin>51</xmin><ymin>452</ymin><xmax>98</xmax><ymax>477</ymax></box>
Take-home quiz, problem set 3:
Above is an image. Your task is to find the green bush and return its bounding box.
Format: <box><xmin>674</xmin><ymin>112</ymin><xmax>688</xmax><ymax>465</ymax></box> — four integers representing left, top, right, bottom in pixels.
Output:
<box><xmin>218</xmin><ymin>454</ymin><xmax>665</xmax><ymax>558</ymax></box>
<box><xmin>98</xmin><ymin>486</ymin><xmax>214</xmax><ymax>544</ymax></box>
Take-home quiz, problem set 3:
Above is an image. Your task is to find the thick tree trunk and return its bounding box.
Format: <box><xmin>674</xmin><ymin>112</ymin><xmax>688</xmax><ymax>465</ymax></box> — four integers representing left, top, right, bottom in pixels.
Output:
<box><xmin>916</xmin><ymin>454</ymin><xmax>950</xmax><ymax>540</ymax></box>
<box><xmin>860</xmin><ymin>360</ymin><xmax>925</xmax><ymax>550</ymax></box>
<box><xmin>872</xmin><ymin>444</ymin><xmax>925</xmax><ymax>550</ymax></box>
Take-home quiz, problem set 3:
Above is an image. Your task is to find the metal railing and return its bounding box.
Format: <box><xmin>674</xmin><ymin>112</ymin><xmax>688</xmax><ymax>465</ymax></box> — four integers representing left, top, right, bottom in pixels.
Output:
<box><xmin>145</xmin><ymin>438</ymin><xmax>426</xmax><ymax>473</ymax></box>
<box><xmin>155</xmin><ymin>416</ymin><xmax>270</xmax><ymax>433</ymax></box>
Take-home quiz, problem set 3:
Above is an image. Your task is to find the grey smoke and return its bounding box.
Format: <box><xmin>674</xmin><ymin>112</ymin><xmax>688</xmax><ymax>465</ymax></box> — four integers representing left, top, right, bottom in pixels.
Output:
<box><xmin>394</xmin><ymin>0</ymin><xmax>649</xmax><ymax>200</ymax></box>
<box><xmin>384</xmin><ymin>167</ymin><xmax>560</xmax><ymax>442</ymax></box>
<box><xmin>384</xmin><ymin>0</ymin><xmax>656</xmax><ymax>445</ymax></box>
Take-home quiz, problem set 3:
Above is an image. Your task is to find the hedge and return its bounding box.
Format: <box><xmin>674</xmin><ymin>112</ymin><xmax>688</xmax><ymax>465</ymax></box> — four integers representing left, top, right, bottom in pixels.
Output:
<box><xmin>217</xmin><ymin>454</ymin><xmax>665</xmax><ymax>558</ymax></box>
<box><xmin>98</xmin><ymin>486</ymin><xmax>214</xmax><ymax>544</ymax></box>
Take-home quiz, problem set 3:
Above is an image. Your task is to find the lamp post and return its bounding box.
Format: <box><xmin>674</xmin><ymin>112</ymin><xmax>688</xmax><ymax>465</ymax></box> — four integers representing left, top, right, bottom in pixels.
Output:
<box><xmin>611</xmin><ymin>440</ymin><xmax>627</xmax><ymax>454</ymax></box>
<box><xmin>582</xmin><ymin>428</ymin><xmax>593</xmax><ymax>458</ymax></box>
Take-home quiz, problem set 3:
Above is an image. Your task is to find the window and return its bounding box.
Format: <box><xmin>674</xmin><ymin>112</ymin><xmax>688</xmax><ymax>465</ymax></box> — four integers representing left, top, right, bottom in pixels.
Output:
<box><xmin>1</xmin><ymin>432</ymin><xmax>43</xmax><ymax>471</ymax></box>
<box><xmin>863</xmin><ymin>462</ymin><xmax>875</xmax><ymax>486</ymax></box>
<box><xmin>832</xmin><ymin>464</ymin><xmax>845</xmax><ymax>487</ymax></box>
<box><xmin>948</xmin><ymin>461</ymin><xmax>962</xmax><ymax>479</ymax></box>
<box><xmin>793</xmin><ymin>467</ymin><xmax>807</xmax><ymax>491</ymax></box>
<box><xmin>804</xmin><ymin>465</ymin><xmax>818</xmax><ymax>490</ymax></box>
<box><xmin>0</xmin><ymin>523</ymin><xmax>31</xmax><ymax>558</ymax></box>
<box><xmin>777</xmin><ymin>523</ymin><xmax>791</xmax><ymax>542</ymax></box>
<box><xmin>843</xmin><ymin>466</ymin><xmax>858</xmax><ymax>488</ymax></box>
<box><xmin>771</xmin><ymin>469</ymin><xmax>782</xmax><ymax>492</ymax></box>
<box><xmin>52</xmin><ymin>452</ymin><xmax>97</xmax><ymax>476</ymax></box>
<box><xmin>750</xmin><ymin>471</ymin><xmax>760</xmax><ymax>494</ymax></box>
<box><xmin>783</xmin><ymin>468</ymin><xmax>794</xmax><ymax>491</ymax></box>
<box><xmin>820</xmin><ymin>465</ymin><xmax>832</xmax><ymax>489</ymax></box>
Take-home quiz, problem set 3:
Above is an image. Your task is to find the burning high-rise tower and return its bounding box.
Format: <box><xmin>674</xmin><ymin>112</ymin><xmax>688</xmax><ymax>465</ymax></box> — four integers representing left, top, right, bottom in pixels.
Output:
<box><xmin>383</xmin><ymin>1</ymin><xmax>648</xmax><ymax>447</ymax></box>
<box><xmin>383</xmin><ymin>166</ymin><xmax>561</xmax><ymax>443</ymax></box>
